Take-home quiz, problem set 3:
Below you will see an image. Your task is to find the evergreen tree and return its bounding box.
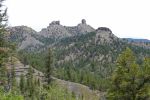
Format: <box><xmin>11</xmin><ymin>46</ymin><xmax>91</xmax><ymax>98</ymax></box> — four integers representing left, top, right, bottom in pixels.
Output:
<box><xmin>11</xmin><ymin>62</ymin><xmax>17</xmax><ymax>91</ymax></box>
<box><xmin>0</xmin><ymin>64</ymin><xmax>6</xmax><ymax>84</ymax></box>
<box><xmin>107</xmin><ymin>48</ymin><xmax>150</xmax><ymax>100</ymax></box>
<box><xmin>0</xmin><ymin>0</ymin><xmax>8</xmax><ymax>83</ymax></box>
<box><xmin>20</xmin><ymin>74</ymin><xmax>25</xmax><ymax>94</ymax></box>
<box><xmin>0</xmin><ymin>0</ymin><xmax>8</xmax><ymax>67</ymax></box>
<box><xmin>0</xmin><ymin>0</ymin><xmax>7</xmax><ymax>41</ymax></box>
<box><xmin>9</xmin><ymin>56</ymin><xmax>16</xmax><ymax>90</ymax></box>
<box><xmin>22</xmin><ymin>55</ymin><xmax>28</xmax><ymax>67</ymax></box>
<box><xmin>26</xmin><ymin>66</ymin><xmax>34</xmax><ymax>98</ymax></box>
<box><xmin>45</xmin><ymin>48</ymin><xmax>53</xmax><ymax>84</ymax></box>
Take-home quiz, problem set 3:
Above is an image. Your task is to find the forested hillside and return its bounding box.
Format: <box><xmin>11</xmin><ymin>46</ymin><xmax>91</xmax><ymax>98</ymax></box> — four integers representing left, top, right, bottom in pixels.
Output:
<box><xmin>8</xmin><ymin>25</ymin><xmax>149</xmax><ymax>93</ymax></box>
<box><xmin>1</xmin><ymin>0</ymin><xmax>150</xmax><ymax>99</ymax></box>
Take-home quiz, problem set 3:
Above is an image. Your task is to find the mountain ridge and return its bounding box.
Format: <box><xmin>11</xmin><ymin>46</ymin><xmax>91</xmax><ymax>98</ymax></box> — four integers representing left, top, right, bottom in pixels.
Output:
<box><xmin>6</xmin><ymin>19</ymin><xmax>150</xmax><ymax>92</ymax></box>
<box><xmin>123</xmin><ymin>38</ymin><xmax>150</xmax><ymax>42</ymax></box>
<box><xmin>7</xmin><ymin>19</ymin><xmax>119</xmax><ymax>51</ymax></box>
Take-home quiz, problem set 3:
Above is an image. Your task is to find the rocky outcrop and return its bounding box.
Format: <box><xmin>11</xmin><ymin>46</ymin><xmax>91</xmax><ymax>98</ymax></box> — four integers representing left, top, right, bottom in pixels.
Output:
<box><xmin>76</xmin><ymin>23</ymin><xmax>95</xmax><ymax>34</ymax></box>
<box><xmin>81</xmin><ymin>19</ymin><xmax>86</xmax><ymax>24</ymax></box>
<box><xmin>18</xmin><ymin>34</ymin><xmax>43</xmax><ymax>50</ymax></box>
<box><xmin>65</xmin><ymin>19</ymin><xmax>95</xmax><ymax>35</ymax></box>
<box><xmin>49</xmin><ymin>21</ymin><xmax>60</xmax><ymax>25</ymax></box>
<box><xmin>5</xmin><ymin>57</ymin><xmax>44</xmax><ymax>82</ymax></box>
<box><xmin>39</xmin><ymin>19</ymin><xmax>95</xmax><ymax>37</ymax></box>
<box><xmin>7</xmin><ymin>19</ymin><xmax>133</xmax><ymax>52</ymax></box>
<box><xmin>7</xmin><ymin>26</ymin><xmax>37</xmax><ymax>43</ymax></box>
<box><xmin>96</xmin><ymin>27</ymin><xmax>112</xmax><ymax>33</ymax></box>
<box><xmin>39</xmin><ymin>22</ymin><xmax>71</xmax><ymax>38</ymax></box>
<box><xmin>7</xmin><ymin>26</ymin><xmax>43</xmax><ymax>51</ymax></box>
<box><xmin>95</xmin><ymin>27</ymin><xmax>118</xmax><ymax>44</ymax></box>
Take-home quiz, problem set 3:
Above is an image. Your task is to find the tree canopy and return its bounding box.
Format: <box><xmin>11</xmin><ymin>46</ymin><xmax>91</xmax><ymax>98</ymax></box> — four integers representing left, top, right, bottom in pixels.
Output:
<box><xmin>107</xmin><ymin>48</ymin><xmax>150</xmax><ymax>100</ymax></box>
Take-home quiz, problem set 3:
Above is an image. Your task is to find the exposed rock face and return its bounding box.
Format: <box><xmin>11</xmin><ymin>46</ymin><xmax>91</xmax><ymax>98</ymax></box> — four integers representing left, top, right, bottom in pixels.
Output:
<box><xmin>76</xmin><ymin>23</ymin><xmax>95</xmax><ymax>34</ymax></box>
<box><xmin>82</xmin><ymin>19</ymin><xmax>86</xmax><ymax>24</ymax></box>
<box><xmin>49</xmin><ymin>21</ymin><xmax>60</xmax><ymax>25</ymax></box>
<box><xmin>7</xmin><ymin>19</ymin><xmax>128</xmax><ymax>52</ymax></box>
<box><xmin>7</xmin><ymin>26</ymin><xmax>43</xmax><ymax>50</ymax></box>
<box><xmin>7</xmin><ymin>26</ymin><xmax>37</xmax><ymax>42</ymax></box>
<box><xmin>39</xmin><ymin>24</ymin><xmax>71</xmax><ymax>38</ymax></box>
<box><xmin>64</xmin><ymin>19</ymin><xmax>95</xmax><ymax>35</ymax></box>
<box><xmin>5</xmin><ymin>57</ymin><xmax>44</xmax><ymax>82</ymax></box>
<box><xmin>95</xmin><ymin>27</ymin><xmax>118</xmax><ymax>44</ymax></box>
<box><xmin>39</xmin><ymin>19</ymin><xmax>95</xmax><ymax>37</ymax></box>
<box><xmin>18</xmin><ymin>34</ymin><xmax>43</xmax><ymax>50</ymax></box>
<box><xmin>7</xmin><ymin>26</ymin><xmax>36</xmax><ymax>40</ymax></box>
<box><xmin>96</xmin><ymin>27</ymin><xmax>112</xmax><ymax>33</ymax></box>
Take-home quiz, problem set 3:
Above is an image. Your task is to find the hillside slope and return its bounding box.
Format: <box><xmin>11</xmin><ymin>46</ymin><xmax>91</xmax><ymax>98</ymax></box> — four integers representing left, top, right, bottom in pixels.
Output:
<box><xmin>7</xmin><ymin>19</ymin><xmax>150</xmax><ymax>92</ymax></box>
<box><xmin>5</xmin><ymin>57</ymin><xmax>102</xmax><ymax>100</ymax></box>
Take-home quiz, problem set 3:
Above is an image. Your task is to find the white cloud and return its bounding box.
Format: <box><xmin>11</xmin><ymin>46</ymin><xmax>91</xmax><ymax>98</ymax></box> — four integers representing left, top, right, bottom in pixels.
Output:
<box><xmin>5</xmin><ymin>0</ymin><xmax>150</xmax><ymax>39</ymax></box>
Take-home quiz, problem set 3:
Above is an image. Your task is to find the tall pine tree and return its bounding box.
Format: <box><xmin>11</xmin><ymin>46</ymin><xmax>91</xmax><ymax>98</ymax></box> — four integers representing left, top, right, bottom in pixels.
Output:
<box><xmin>0</xmin><ymin>0</ymin><xmax>8</xmax><ymax>85</ymax></box>
<box><xmin>107</xmin><ymin>48</ymin><xmax>150</xmax><ymax>100</ymax></box>
<box><xmin>0</xmin><ymin>0</ymin><xmax>7</xmax><ymax>47</ymax></box>
<box><xmin>45</xmin><ymin>48</ymin><xmax>53</xmax><ymax>84</ymax></box>
<box><xmin>20</xmin><ymin>74</ymin><xmax>25</xmax><ymax>94</ymax></box>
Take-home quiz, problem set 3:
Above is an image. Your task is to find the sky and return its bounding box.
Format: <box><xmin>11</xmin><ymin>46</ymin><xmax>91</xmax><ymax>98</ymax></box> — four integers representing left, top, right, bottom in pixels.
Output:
<box><xmin>5</xmin><ymin>0</ymin><xmax>150</xmax><ymax>39</ymax></box>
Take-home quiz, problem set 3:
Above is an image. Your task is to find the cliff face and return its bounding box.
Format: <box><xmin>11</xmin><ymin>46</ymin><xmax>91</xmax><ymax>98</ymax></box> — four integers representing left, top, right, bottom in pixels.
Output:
<box><xmin>7</xmin><ymin>19</ymin><xmax>95</xmax><ymax>51</ymax></box>
<box><xmin>7</xmin><ymin>26</ymin><xmax>44</xmax><ymax>51</ymax></box>
<box><xmin>38</xmin><ymin>19</ymin><xmax>95</xmax><ymax>38</ymax></box>
<box><xmin>38</xmin><ymin>22</ymin><xmax>71</xmax><ymax>38</ymax></box>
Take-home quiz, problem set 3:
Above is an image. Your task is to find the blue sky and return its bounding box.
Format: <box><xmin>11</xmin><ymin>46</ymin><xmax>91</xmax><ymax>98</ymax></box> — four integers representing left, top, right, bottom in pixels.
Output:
<box><xmin>5</xmin><ymin>0</ymin><xmax>150</xmax><ymax>39</ymax></box>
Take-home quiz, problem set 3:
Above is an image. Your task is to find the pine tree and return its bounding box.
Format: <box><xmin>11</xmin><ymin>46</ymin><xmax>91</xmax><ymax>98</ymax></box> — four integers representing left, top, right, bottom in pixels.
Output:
<box><xmin>0</xmin><ymin>0</ymin><xmax>8</xmax><ymax>67</ymax></box>
<box><xmin>107</xmin><ymin>48</ymin><xmax>150</xmax><ymax>100</ymax></box>
<box><xmin>11</xmin><ymin>62</ymin><xmax>17</xmax><ymax>90</ymax></box>
<box><xmin>0</xmin><ymin>0</ymin><xmax>7</xmax><ymax>42</ymax></box>
<box><xmin>0</xmin><ymin>0</ymin><xmax>8</xmax><ymax>83</ymax></box>
<box><xmin>23</xmin><ymin>55</ymin><xmax>28</xmax><ymax>67</ymax></box>
<box><xmin>25</xmin><ymin>66</ymin><xmax>35</xmax><ymax>99</ymax></box>
<box><xmin>9</xmin><ymin>56</ymin><xmax>16</xmax><ymax>90</ymax></box>
<box><xmin>20</xmin><ymin>74</ymin><xmax>25</xmax><ymax>94</ymax></box>
<box><xmin>45</xmin><ymin>48</ymin><xmax>53</xmax><ymax>84</ymax></box>
<box><xmin>0</xmin><ymin>64</ymin><xmax>6</xmax><ymax>84</ymax></box>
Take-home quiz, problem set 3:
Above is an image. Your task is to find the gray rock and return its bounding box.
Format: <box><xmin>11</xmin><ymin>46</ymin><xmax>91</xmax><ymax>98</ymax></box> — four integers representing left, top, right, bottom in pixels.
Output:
<box><xmin>39</xmin><ymin>24</ymin><xmax>71</xmax><ymax>38</ymax></box>
<box><xmin>95</xmin><ymin>27</ymin><xmax>118</xmax><ymax>44</ymax></box>
<box><xmin>96</xmin><ymin>27</ymin><xmax>112</xmax><ymax>33</ymax></box>
<box><xmin>18</xmin><ymin>34</ymin><xmax>43</xmax><ymax>50</ymax></box>
<box><xmin>49</xmin><ymin>21</ymin><xmax>60</xmax><ymax>25</ymax></box>
<box><xmin>39</xmin><ymin>19</ymin><xmax>95</xmax><ymax>38</ymax></box>
<box><xmin>81</xmin><ymin>19</ymin><xmax>86</xmax><ymax>24</ymax></box>
<box><xmin>7</xmin><ymin>26</ymin><xmax>43</xmax><ymax>51</ymax></box>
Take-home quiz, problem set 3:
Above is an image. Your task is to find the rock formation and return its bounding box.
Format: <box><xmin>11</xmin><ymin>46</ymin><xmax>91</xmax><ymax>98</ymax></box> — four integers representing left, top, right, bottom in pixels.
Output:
<box><xmin>81</xmin><ymin>19</ymin><xmax>86</xmax><ymax>24</ymax></box>
<box><xmin>39</xmin><ymin>19</ymin><xmax>95</xmax><ymax>37</ymax></box>
<box><xmin>49</xmin><ymin>21</ymin><xmax>60</xmax><ymax>26</ymax></box>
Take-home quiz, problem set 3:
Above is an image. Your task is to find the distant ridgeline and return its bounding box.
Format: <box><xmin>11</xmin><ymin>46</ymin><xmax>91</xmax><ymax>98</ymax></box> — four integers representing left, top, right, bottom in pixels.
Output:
<box><xmin>124</xmin><ymin>38</ymin><xmax>150</xmax><ymax>43</ymax></box>
<box><xmin>7</xmin><ymin>19</ymin><xmax>150</xmax><ymax>90</ymax></box>
<box><xmin>123</xmin><ymin>38</ymin><xmax>150</xmax><ymax>49</ymax></box>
